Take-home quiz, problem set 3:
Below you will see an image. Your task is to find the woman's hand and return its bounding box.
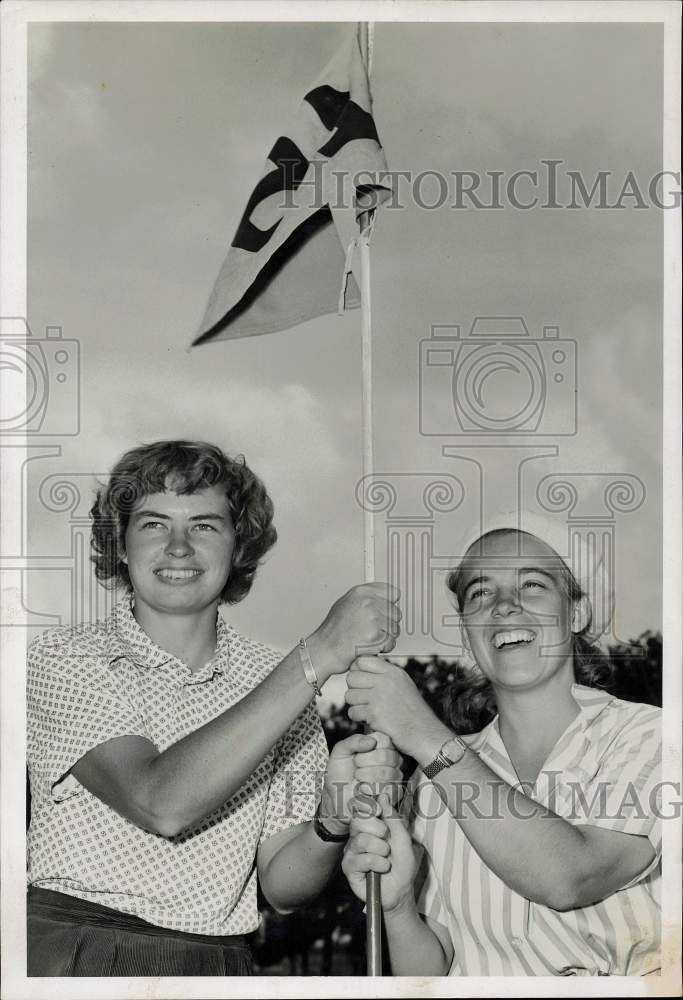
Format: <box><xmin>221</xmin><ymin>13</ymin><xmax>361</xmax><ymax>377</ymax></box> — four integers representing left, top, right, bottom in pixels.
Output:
<box><xmin>306</xmin><ymin>584</ymin><xmax>402</xmax><ymax>682</ymax></box>
<box><xmin>342</xmin><ymin>794</ymin><xmax>416</xmax><ymax>913</ymax></box>
<box><xmin>319</xmin><ymin>732</ymin><xmax>402</xmax><ymax>833</ymax></box>
<box><xmin>345</xmin><ymin>657</ymin><xmax>450</xmax><ymax>759</ymax></box>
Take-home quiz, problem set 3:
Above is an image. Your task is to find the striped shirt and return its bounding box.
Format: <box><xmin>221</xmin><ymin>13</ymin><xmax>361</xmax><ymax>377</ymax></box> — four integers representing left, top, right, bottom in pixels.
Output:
<box><xmin>408</xmin><ymin>684</ymin><xmax>661</xmax><ymax>976</ymax></box>
<box><xmin>27</xmin><ymin>597</ymin><xmax>328</xmax><ymax>936</ymax></box>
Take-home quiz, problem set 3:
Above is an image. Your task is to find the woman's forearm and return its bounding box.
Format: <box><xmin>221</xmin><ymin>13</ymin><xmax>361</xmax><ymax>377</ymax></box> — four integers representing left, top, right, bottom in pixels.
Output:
<box><xmin>127</xmin><ymin>586</ymin><xmax>393</xmax><ymax>835</ymax></box>
<box><xmin>143</xmin><ymin>648</ymin><xmax>319</xmax><ymax>833</ymax></box>
<box><xmin>428</xmin><ymin>745</ymin><xmax>655</xmax><ymax>909</ymax></box>
<box><xmin>424</xmin><ymin>746</ymin><xmax>591</xmax><ymax>910</ymax></box>
<box><xmin>73</xmin><ymin>645</ymin><xmax>321</xmax><ymax>838</ymax></box>
<box><xmin>346</xmin><ymin>661</ymin><xmax>591</xmax><ymax>906</ymax></box>
<box><xmin>383</xmin><ymin>898</ymin><xmax>451</xmax><ymax>976</ymax></box>
<box><xmin>258</xmin><ymin>821</ymin><xmax>345</xmax><ymax>912</ymax></box>
<box><xmin>345</xmin><ymin>659</ymin><xmax>655</xmax><ymax>917</ymax></box>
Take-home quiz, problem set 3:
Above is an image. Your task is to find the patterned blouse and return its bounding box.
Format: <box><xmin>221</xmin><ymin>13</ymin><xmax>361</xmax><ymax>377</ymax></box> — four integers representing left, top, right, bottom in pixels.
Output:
<box><xmin>27</xmin><ymin>597</ymin><xmax>328</xmax><ymax>936</ymax></box>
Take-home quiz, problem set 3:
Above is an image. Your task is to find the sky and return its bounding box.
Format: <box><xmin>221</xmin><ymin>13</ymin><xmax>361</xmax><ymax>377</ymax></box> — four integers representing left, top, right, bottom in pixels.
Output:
<box><xmin>23</xmin><ymin>19</ymin><xmax>665</xmax><ymax>702</ymax></box>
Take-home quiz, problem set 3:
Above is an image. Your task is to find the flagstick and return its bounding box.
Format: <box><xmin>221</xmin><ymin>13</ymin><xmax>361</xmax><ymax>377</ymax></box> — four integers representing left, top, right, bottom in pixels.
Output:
<box><xmin>357</xmin><ymin>19</ymin><xmax>384</xmax><ymax>978</ymax></box>
<box><xmin>360</xmin><ymin>229</ymin><xmax>375</xmax><ymax>586</ymax></box>
<box><xmin>358</xmin><ymin>216</ymin><xmax>383</xmax><ymax>977</ymax></box>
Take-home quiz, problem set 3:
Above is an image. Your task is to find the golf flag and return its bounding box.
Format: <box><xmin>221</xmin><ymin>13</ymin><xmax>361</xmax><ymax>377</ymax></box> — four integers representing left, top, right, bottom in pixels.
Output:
<box><xmin>192</xmin><ymin>27</ymin><xmax>390</xmax><ymax>346</ymax></box>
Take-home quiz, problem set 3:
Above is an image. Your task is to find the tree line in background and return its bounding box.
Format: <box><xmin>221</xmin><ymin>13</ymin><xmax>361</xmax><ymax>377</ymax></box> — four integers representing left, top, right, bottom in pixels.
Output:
<box><xmin>254</xmin><ymin>631</ymin><xmax>663</xmax><ymax>974</ymax></box>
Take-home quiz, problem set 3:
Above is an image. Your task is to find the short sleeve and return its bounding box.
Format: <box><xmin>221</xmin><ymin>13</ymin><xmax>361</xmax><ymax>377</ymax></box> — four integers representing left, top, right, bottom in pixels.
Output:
<box><xmin>259</xmin><ymin>701</ymin><xmax>328</xmax><ymax>844</ymax></box>
<box><xmin>556</xmin><ymin>705</ymin><xmax>662</xmax><ymax>886</ymax></box>
<box><xmin>27</xmin><ymin>635</ymin><xmax>150</xmax><ymax>802</ymax></box>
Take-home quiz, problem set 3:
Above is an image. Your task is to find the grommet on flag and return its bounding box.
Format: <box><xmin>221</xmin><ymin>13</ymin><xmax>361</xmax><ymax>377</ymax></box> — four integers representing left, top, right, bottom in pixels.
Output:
<box><xmin>338</xmin><ymin>214</ymin><xmax>377</xmax><ymax>316</ymax></box>
<box><xmin>338</xmin><ymin>236</ymin><xmax>360</xmax><ymax>315</ymax></box>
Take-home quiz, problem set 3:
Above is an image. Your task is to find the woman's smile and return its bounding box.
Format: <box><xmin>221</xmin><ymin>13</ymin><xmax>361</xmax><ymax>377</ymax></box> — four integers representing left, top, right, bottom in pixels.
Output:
<box><xmin>153</xmin><ymin>567</ymin><xmax>204</xmax><ymax>584</ymax></box>
<box><xmin>457</xmin><ymin>531</ymin><xmax>578</xmax><ymax>688</ymax></box>
<box><xmin>491</xmin><ymin>628</ymin><xmax>537</xmax><ymax>650</ymax></box>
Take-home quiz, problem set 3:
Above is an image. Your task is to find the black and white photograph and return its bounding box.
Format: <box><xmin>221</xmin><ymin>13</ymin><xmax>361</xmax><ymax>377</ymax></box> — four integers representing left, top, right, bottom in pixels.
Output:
<box><xmin>1</xmin><ymin>1</ymin><xmax>681</xmax><ymax>997</ymax></box>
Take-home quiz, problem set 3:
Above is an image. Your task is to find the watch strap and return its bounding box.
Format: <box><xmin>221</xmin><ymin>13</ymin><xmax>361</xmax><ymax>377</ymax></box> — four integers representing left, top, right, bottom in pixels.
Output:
<box><xmin>423</xmin><ymin>735</ymin><xmax>468</xmax><ymax>780</ymax></box>
<box><xmin>312</xmin><ymin>806</ymin><xmax>350</xmax><ymax>843</ymax></box>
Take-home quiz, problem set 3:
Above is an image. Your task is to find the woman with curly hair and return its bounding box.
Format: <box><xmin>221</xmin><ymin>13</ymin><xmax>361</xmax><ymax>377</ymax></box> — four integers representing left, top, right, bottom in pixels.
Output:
<box><xmin>341</xmin><ymin>517</ymin><xmax>661</xmax><ymax>977</ymax></box>
<box><xmin>27</xmin><ymin>440</ymin><xmax>401</xmax><ymax>976</ymax></box>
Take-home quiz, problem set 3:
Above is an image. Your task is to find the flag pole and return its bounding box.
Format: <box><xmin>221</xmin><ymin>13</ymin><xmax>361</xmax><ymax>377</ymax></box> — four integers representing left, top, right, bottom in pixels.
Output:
<box><xmin>359</xmin><ymin>218</ymin><xmax>383</xmax><ymax>977</ymax></box>
<box><xmin>357</xmin><ymin>20</ymin><xmax>384</xmax><ymax>978</ymax></box>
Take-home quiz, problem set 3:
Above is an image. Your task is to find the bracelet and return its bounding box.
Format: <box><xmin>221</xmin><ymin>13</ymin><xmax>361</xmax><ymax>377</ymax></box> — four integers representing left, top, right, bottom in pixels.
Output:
<box><xmin>298</xmin><ymin>636</ymin><xmax>322</xmax><ymax>698</ymax></box>
<box><xmin>312</xmin><ymin>804</ymin><xmax>350</xmax><ymax>843</ymax></box>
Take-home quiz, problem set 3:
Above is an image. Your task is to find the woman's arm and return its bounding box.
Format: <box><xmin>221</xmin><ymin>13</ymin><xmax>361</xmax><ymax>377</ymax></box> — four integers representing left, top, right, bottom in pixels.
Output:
<box><xmin>257</xmin><ymin>734</ymin><xmax>402</xmax><ymax>911</ymax></box>
<box><xmin>341</xmin><ymin>796</ymin><xmax>454</xmax><ymax>976</ymax></box>
<box><xmin>384</xmin><ymin>904</ymin><xmax>454</xmax><ymax>977</ymax></box>
<box><xmin>71</xmin><ymin>583</ymin><xmax>399</xmax><ymax>837</ymax></box>
<box><xmin>345</xmin><ymin>658</ymin><xmax>656</xmax><ymax>910</ymax></box>
<box><xmin>257</xmin><ymin>822</ymin><xmax>345</xmax><ymax>913</ymax></box>
<box><xmin>425</xmin><ymin>742</ymin><xmax>655</xmax><ymax>910</ymax></box>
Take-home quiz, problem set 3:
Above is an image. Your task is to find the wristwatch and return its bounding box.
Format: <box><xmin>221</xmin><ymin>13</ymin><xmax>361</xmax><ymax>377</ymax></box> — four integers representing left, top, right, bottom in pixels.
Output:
<box><xmin>312</xmin><ymin>804</ymin><xmax>350</xmax><ymax>843</ymax></box>
<box><xmin>422</xmin><ymin>735</ymin><xmax>468</xmax><ymax>780</ymax></box>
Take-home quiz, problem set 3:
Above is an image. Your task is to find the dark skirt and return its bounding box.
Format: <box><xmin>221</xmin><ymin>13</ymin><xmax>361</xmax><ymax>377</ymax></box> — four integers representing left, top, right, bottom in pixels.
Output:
<box><xmin>27</xmin><ymin>886</ymin><xmax>254</xmax><ymax>976</ymax></box>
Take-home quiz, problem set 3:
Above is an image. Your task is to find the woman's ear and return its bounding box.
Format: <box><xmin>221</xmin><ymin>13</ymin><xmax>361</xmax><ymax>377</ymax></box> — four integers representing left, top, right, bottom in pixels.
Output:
<box><xmin>571</xmin><ymin>595</ymin><xmax>592</xmax><ymax>634</ymax></box>
<box><xmin>459</xmin><ymin>622</ymin><xmax>478</xmax><ymax>671</ymax></box>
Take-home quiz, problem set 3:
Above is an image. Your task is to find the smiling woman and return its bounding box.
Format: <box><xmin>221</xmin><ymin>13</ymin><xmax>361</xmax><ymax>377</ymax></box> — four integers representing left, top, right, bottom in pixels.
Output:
<box><xmin>443</xmin><ymin>527</ymin><xmax>613</xmax><ymax>734</ymax></box>
<box><xmin>341</xmin><ymin>521</ymin><xmax>662</xmax><ymax>977</ymax></box>
<box><xmin>451</xmin><ymin>530</ymin><xmax>584</xmax><ymax>695</ymax></box>
<box><xmin>91</xmin><ymin>439</ymin><xmax>275</xmax><ymax>606</ymax></box>
<box><xmin>123</xmin><ymin>488</ymin><xmax>238</xmax><ymax>630</ymax></box>
<box><xmin>26</xmin><ymin>440</ymin><xmax>403</xmax><ymax>976</ymax></box>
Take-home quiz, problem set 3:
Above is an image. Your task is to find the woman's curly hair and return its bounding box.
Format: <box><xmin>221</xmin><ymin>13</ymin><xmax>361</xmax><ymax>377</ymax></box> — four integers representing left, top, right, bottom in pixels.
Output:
<box><xmin>90</xmin><ymin>440</ymin><xmax>277</xmax><ymax>605</ymax></box>
<box><xmin>441</xmin><ymin>528</ymin><xmax>613</xmax><ymax>735</ymax></box>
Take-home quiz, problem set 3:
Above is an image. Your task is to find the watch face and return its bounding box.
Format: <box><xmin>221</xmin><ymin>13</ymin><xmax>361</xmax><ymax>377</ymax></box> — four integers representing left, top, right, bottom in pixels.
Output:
<box><xmin>424</xmin><ymin>737</ymin><xmax>467</xmax><ymax>780</ymax></box>
<box><xmin>443</xmin><ymin>737</ymin><xmax>467</xmax><ymax>764</ymax></box>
